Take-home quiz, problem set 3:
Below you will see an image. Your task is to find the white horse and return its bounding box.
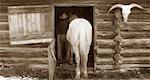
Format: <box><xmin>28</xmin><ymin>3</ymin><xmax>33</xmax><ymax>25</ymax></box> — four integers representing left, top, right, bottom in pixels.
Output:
<box><xmin>66</xmin><ymin>18</ymin><xmax>92</xmax><ymax>79</ymax></box>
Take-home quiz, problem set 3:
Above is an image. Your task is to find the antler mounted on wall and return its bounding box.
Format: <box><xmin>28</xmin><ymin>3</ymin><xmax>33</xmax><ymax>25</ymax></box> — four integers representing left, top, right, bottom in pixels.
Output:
<box><xmin>108</xmin><ymin>3</ymin><xmax>144</xmax><ymax>23</ymax></box>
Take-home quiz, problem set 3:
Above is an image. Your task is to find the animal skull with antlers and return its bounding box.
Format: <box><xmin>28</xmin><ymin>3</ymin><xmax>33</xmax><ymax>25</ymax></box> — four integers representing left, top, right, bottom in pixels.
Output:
<box><xmin>108</xmin><ymin>3</ymin><xmax>144</xmax><ymax>23</ymax></box>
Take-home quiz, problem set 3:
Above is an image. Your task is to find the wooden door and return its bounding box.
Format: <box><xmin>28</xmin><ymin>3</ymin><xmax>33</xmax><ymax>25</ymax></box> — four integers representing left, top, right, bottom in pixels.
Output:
<box><xmin>8</xmin><ymin>5</ymin><xmax>54</xmax><ymax>45</ymax></box>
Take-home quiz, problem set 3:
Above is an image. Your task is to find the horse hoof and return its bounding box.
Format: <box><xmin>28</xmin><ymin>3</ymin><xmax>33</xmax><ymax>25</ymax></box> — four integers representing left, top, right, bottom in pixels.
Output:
<box><xmin>75</xmin><ymin>75</ymin><xmax>80</xmax><ymax>79</ymax></box>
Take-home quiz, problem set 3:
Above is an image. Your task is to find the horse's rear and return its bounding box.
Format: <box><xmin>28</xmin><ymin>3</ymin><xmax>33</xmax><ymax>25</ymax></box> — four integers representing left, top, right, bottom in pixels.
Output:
<box><xmin>66</xmin><ymin>18</ymin><xmax>92</xmax><ymax>79</ymax></box>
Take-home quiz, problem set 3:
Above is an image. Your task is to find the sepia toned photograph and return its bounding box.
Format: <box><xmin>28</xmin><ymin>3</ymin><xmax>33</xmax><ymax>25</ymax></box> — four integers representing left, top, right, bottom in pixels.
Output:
<box><xmin>0</xmin><ymin>0</ymin><xmax>150</xmax><ymax>80</ymax></box>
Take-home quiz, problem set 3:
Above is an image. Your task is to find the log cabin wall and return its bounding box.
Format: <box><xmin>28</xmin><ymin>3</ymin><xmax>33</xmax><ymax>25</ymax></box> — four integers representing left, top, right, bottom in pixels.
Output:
<box><xmin>54</xmin><ymin>0</ymin><xmax>150</xmax><ymax>71</ymax></box>
<box><xmin>95</xmin><ymin>0</ymin><xmax>150</xmax><ymax>70</ymax></box>
<box><xmin>0</xmin><ymin>0</ymin><xmax>150</xmax><ymax>73</ymax></box>
<box><xmin>0</xmin><ymin>0</ymin><xmax>53</xmax><ymax>71</ymax></box>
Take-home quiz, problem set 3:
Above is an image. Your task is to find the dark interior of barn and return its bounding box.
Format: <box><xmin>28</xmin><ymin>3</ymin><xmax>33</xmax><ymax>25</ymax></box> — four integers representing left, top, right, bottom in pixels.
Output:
<box><xmin>54</xmin><ymin>6</ymin><xmax>94</xmax><ymax>67</ymax></box>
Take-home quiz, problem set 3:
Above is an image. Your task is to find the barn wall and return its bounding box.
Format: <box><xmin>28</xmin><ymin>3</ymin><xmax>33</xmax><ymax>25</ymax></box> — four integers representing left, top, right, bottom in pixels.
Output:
<box><xmin>0</xmin><ymin>0</ymin><xmax>150</xmax><ymax>72</ymax></box>
<box><xmin>0</xmin><ymin>0</ymin><xmax>52</xmax><ymax>71</ymax></box>
<box><xmin>54</xmin><ymin>0</ymin><xmax>150</xmax><ymax>71</ymax></box>
<box><xmin>95</xmin><ymin>0</ymin><xmax>150</xmax><ymax>70</ymax></box>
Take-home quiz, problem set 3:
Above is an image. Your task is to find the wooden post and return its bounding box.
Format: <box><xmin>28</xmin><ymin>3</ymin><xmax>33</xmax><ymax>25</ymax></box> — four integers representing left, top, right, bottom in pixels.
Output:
<box><xmin>113</xmin><ymin>9</ymin><xmax>123</xmax><ymax>69</ymax></box>
<box><xmin>47</xmin><ymin>39</ymin><xmax>56</xmax><ymax>80</ymax></box>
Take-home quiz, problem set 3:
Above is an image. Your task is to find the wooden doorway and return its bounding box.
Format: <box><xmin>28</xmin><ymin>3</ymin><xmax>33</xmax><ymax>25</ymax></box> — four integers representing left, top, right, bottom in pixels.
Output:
<box><xmin>54</xmin><ymin>6</ymin><xmax>95</xmax><ymax>68</ymax></box>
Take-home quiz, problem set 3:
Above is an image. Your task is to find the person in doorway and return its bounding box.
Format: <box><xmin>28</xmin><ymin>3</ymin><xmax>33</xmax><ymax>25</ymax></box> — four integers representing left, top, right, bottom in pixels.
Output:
<box><xmin>56</xmin><ymin>12</ymin><xmax>72</xmax><ymax>65</ymax></box>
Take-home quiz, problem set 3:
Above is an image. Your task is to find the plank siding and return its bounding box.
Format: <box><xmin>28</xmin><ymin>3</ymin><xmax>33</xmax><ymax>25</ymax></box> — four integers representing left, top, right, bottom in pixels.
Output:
<box><xmin>0</xmin><ymin>2</ymin><xmax>57</xmax><ymax>79</ymax></box>
<box><xmin>8</xmin><ymin>5</ymin><xmax>54</xmax><ymax>45</ymax></box>
<box><xmin>0</xmin><ymin>5</ymin><xmax>55</xmax><ymax>80</ymax></box>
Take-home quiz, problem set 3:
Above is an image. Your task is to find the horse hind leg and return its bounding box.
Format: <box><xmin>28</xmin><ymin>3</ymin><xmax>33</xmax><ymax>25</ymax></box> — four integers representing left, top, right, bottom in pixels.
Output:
<box><xmin>73</xmin><ymin>45</ymin><xmax>80</xmax><ymax>79</ymax></box>
<box><xmin>82</xmin><ymin>52</ymin><xmax>88</xmax><ymax>78</ymax></box>
<box><xmin>81</xmin><ymin>46</ymin><xmax>90</xmax><ymax>78</ymax></box>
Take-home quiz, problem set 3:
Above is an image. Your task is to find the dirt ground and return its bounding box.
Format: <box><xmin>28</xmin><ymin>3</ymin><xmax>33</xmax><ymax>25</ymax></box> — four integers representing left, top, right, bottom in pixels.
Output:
<box><xmin>54</xmin><ymin>64</ymin><xmax>150</xmax><ymax>80</ymax></box>
<box><xmin>0</xmin><ymin>65</ymin><xmax>48</xmax><ymax>80</ymax></box>
<box><xmin>0</xmin><ymin>64</ymin><xmax>150</xmax><ymax>80</ymax></box>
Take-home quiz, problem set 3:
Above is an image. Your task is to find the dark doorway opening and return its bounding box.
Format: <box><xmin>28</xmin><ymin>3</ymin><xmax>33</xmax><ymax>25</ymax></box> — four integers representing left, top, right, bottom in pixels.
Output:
<box><xmin>54</xmin><ymin>6</ymin><xmax>94</xmax><ymax>68</ymax></box>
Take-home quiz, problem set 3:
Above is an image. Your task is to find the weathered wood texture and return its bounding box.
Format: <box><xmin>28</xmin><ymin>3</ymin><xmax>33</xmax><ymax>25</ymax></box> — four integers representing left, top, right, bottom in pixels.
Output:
<box><xmin>47</xmin><ymin>39</ymin><xmax>56</xmax><ymax>80</ymax></box>
<box><xmin>95</xmin><ymin>0</ymin><xmax>150</xmax><ymax>70</ymax></box>
<box><xmin>0</xmin><ymin>0</ymin><xmax>52</xmax><ymax>5</ymax></box>
<box><xmin>0</xmin><ymin>2</ymin><xmax>56</xmax><ymax>80</ymax></box>
<box><xmin>0</xmin><ymin>0</ymin><xmax>150</xmax><ymax>73</ymax></box>
<box><xmin>8</xmin><ymin>5</ymin><xmax>54</xmax><ymax>45</ymax></box>
<box><xmin>0</xmin><ymin>47</ymin><xmax>48</xmax><ymax>67</ymax></box>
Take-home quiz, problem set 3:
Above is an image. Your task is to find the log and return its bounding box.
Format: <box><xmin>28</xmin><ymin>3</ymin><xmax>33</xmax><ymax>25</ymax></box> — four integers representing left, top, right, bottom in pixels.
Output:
<box><xmin>97</xmin><ymin>31</ymin><xmax>116</xmax><ymax>39</ymax></box>
<box><xmin>0</xmin><ymin>57</ymin><xmax>48</xmax><ymax>67</ymax></box>
<box><xmin>0</xmin><ymin>13</ymin><xmax>8</xmax><ymax>22</ymax></box>
<box><xmin>123</xmin><ymin>57</ymin><xmax>150</xmax><ymax>61</ymax></box>
<box><xmin>0</xmin><ymin>31</ymin><xmax>9</xmax><ymax>40</ymax></box>
<box><xmin>96</xmin><ymin>13</ymin><xmax>150</xmax><ymax>22</ymax></box>
<box><xmin>0</xmin><ymin>63</ymin><xmax>26</xmax><ymax>67</ymax></box>
<box><xmin>96</xmin><ymin>64</ymin><xmax>113</xmax><ymax>70</ymax></box>
<box><xmin>123</xmin><ymin>61</ymin><xmax>150</xmax><ymax>64</ymax></box>
<box><xmin>54</xmin><ymin>0</ymin><xmax>96</xmax><ymax>4</ymax></box>
<box><xmin>96</xmin><ymin>57</ymin><xmax>114</xmax><ymax>65</ymax></box>
<box><xmin>97</xmin><ymin>53</ymin><xmax>113</xmax><ymax>58</ymax></box>
<box><xmin>96</xmin><ymin>0</ymin><xmax>150</xmax><ymax>5</ymax></box>
<box><xmin>121</xmin><ymin>31</ymin><xmax>150</xmax><ymax>39</ymax></box>
<box><xmin>97</xmin><ymin>21</ymin><xmax>150</xmax><ymax>31</ymax></box>
<box><xmin>0</xmin><ymin>40</ymin><xmax>10</xmax><ymax>45</ymax></box>
<box><xmin>97</xmin><ymin>39</ymin><xmax>114</xmax><ymax>48</ymax></box>
<box><xmin>8</xmin><ymin>5</ymin><xmax>51</xmax><ymax>13</ymax></box>
<box><xmin>122</xmin><ymin>53</ymin><xmax>150</xmax><ymax>57</ymax></box>
<box><xmin>121</xmin><ymin>39</ymin><xmax>150</xmax><ymax>48</ymax></box>
<box><xmin>10</xmin><ymin>38</ymin><xmax>53</xmax><ymax>45</ymax></box>
<box><xmin>121</xmin><ymin>22</ymin><xmax>150</xmax><ymax>31</ymax></box>
<box><xmin>128</xmin><ymin>13</ymin><xmax>150</xmax><ymax>21</ymax></box>
<box><xmin>97</xmin><ymin>48</ymin><xmax>114</xmax><ymax>54</ymax></box>
<box><xmin>0</xmin><ymin>47</ymin><xmax>47</xmax><ymax>53</ymax></box>
<box><xmin>123</xmin><ymin>57</ymin><xmax>150</xmax><ymax>64</ymax></box>
<box><xmin>0</xmin><ymin>41</ymin><xmax>50</xmax><ymax>47</ymax></box>
<box><xmin>121</xmin><ymin>64</ymin><xmax>150</xmax><ymax>68</ymax></box>
<box><xmin>0</xmin><ymin>63</ymin><xmax>48</xmax><ymax>69</ymax></box>
<box><xmin>1</xmin><ymin>59</ymin><xmax>48</xmax><ymax>64</ymax></box>
<box><xmin>0</xmin><ymin>31</ymin><xmax>50</xmax><ymax>47</ymax></box>
<box><xmin>0</xmin><ymin>6</ymin><xmax>8</xmax><ymax>13</ymax></box>
<box><xmin>0</xmin><ymin>0</ymin><xmax>51</xmax><ymax>6</ymax></box>
<box><xmin>0</xmin><ymin>22</ymin><xmax>9</xmax><ymax>31</ymax></box>
<box><xmin>0</xmin><ymin>22</ymin><xmax>9</xmax><ymax>30</ymax></box>
<box><xmin>121</xmin><ymin>48</ymin><xmax>150</xmax><ymax>54</ymax></box>
<box><xmin>112</xmin><ymin>0</ymin><xmax>150</xmax><ymax>5</ymax></box>
<box><xmin>96</xmin><ymin>2</ymin><xmax>150</xmax><ymax>13</ymax></box>
<box><xmin>97</xmin><ymin>48</ymin><xmax>150</xmax><ymax>56</ymax></box>
<box><xmin>95</xmin><ymin>13</ymin><xmax>113</xmax><ymax>21</ymax></box>
<box><xmin>0</xmin><ymin>51</ymin><xmax>48</xmax><ymax>58</ymax></box>
<box><xmin>96</xmin><ymin>21</ymin><xmax>113</xmax><ymax>31</ymax></box>
<box><xmin>29</xmin><ymin>64</ymin><xmax>48</xmax><ymax>69</ymax></box>
<box><xmin>121</xmin><ymin>49</ymin><xmax>150</xmax><ymax>57</ymax></box>
<box><xmin>0</xmin><ymin>48</ymin><xmax>47</xmax><ymax>53</ymax></box>
<box><xmin>0</xmin><ymin>57</ymin><xmax>48</xmax><ymax>61</ymax></box>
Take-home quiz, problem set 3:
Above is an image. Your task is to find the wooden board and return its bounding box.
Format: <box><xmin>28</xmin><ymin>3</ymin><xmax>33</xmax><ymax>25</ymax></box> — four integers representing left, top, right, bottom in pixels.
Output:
<box><xmin>0</xmin><ymin>0</ymin><xmax>51</xmax><ymax>5</ymax></box>
<box><xmin>97</xmin><ymin>22</ymin><xmax>150</xmax><ymax>31</ymax></box>
<box><xmin>8</xmin><ymin>5</ymin><xmax>54</xmax><ymax>45</ymax></box>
